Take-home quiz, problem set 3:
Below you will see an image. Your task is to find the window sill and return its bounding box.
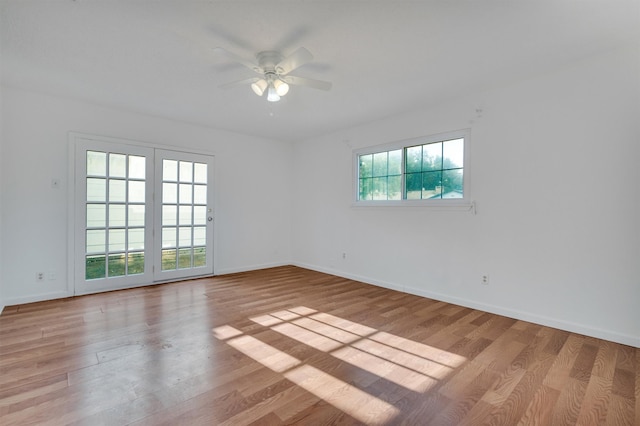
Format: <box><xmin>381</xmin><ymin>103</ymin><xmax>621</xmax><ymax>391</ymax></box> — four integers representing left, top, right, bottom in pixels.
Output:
<box><xmin>351</xmin><ymin>199</ymin><xmax>476</xmax><ymax>212</ymax></box>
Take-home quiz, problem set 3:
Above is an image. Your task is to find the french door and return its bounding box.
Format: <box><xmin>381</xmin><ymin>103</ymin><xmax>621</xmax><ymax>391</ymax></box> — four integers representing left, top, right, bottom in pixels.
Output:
<box><xmin>74</xmin><ymin>137</ymin><xmax>214</xmax><ymax>295</ymax></box>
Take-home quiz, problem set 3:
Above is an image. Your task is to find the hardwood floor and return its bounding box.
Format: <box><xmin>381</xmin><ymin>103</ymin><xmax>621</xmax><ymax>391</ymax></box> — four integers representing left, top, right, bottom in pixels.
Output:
<box><xmin>0</xmin><ymin>266</ymin><xmax>637</xmax><ymax>425</ymax></box>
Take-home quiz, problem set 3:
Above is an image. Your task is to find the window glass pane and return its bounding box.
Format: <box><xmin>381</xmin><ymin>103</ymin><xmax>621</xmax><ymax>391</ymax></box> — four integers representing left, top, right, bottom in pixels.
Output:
<box><xmin>194</xmin><ymin>163</ymin><xmax>207</xmax><ymax>183</ymax></box>
<box><xmin>178</xmin><ymin>248</ymin><xmax>192</xmax><ymax>269</ymax></box>
<box><xmin>372</xmin><ymin>152</ymin><xmax>388</xmax><ymax>177</ymax></box>
<box><xmin>422</xmin><ymin>171</ymin><xmax>442</xmax><ymax>198</ymax></box>
<box><xmin>178</xmin><ymin>227</ymin><xmax>192</xmax><ymax>247</ymax></box>
<box><xmin>127</xmin><ymin>252</ymin><xmax>145</xmax><ymax>275</ymax></box>
<box><xmin>422</xmin><ymin>142</ymin><xmax>442</xmax><ymax>172</ymax></box>
<box><xmin>388</xmin><ymin>150</ymin><xmax>402</xmax><ymax>175</ymax></box>
<box><xmin>128</xmin><ymin>228</ymin><xmax>145</xmax><ymax>250</ymax></box>
<box><xmin>128</xmin><ymin>156</ymin><xmax>146</xmax><ymax>179</ymax></box>
<box><xmin>128</xmin><ymin>181</ymin><xmax>145</xmax><ymax>203</ymax></box>
<box><xmin>443</xmin><ymin>169</ymin><xmax>464</xmax><ymax>197</ymax></box>
<box><xmin>162</xmin><ymin>227</ymin><xmax>177</xmax><ymax>248</ymax></box>
<box><xmin>372</xmin><ymin>177</ymin><xmax>387</xmax><ymax>200</ymax></box>
<box><xmin>163</xmin><ymin>159</ymin><xmax>178</xmax><ymax>181</ymax></box>
<box><xmin>109</xmin><ymin>153</ymin><xmax>127</xmax><ymax>178</ymax></box>
<box><xmin>443</xmin><ymin>138</ymin><xmax>464</xmax><ymax>169</ymax></box>
<box><xmin>359</xmin><ymin>178</ymin><xmax>372</xmax><ymax>200</ymax></box>
<box><xmin>108</xmin><ymin>229</ymin><xmax>125</xmax><ymax>252</ymax></box>
<box><xmin>193</xmin><ymin>226</ymin><xmax>206</xmax><ymax>246</ymax></box>
<box><xmin>109</xmin><ymin>204</ymin><xmax>126</xmax><ymax>227</ymax></box>
<box><xmin>86</xmin><ymin>204</ymin><xmax>106</xmax><ymax>228</ymax></box>
<box><xmin>193</xmin><ymin>185</ymin><xmax>207</xmax><ymax>204</ymax></box>
<box><xmin>359</xmin><ymin>154</ymin><xmax>372</xmax><ymax>179</ymax></box>
<box><xmin>86</xmin><ymin>229</ymin><xmax>105</xmax><ymax>253</ymax></box>
<box><xmin>87</xmin><ymin>151</ymin><xmax>106</xmax><ymax>176</ymax></box>
<box><xmin>109</xmin><ymin>179</ymin><xmax>126</xmax><ymax>202</ymax></box>
<box><xmin>179</xmin><ymin>184</ymin><xmax>192</xmax><ymax>204</ymax></box>
<box><xmin>128</xmin><ymin>205</ymin><xmax>145</xmax><ymax>227</ymax></box>
<box><xmin>405</xmin><ymin>173</ymin><xmax>422</xmax><ymax>199</ymax></box>
<box><xmin>193</xmin><ymin>247</ymin><xmax>206</xmax><ymax>267</ymax></box>
<box><xmin>179</xmin><ymin>205</ymin><xmax>192</xmax><ymax>225</ymax></box>
<box><xmin>193</xmin><ymin>206</ymin><xmax>207</xmax><ymax>225</ymax></box>
<box><xmin>87</xmin><ymin>178</ymin><xmax>106</xmax><ymax>202</ymax></box>
<box><xmin>86</xmin><ymin>255</ymin><xmax>106</xmax><ymax>279</ymax></box>
<box><xmin>388</xmin><ymin>176</ymin><xmax>402</xmax><ymax>200</ymax></box>
<box><xmin>179</xmin><ymin>161</ymin><xmax>193</xmax><ymax>183</ymax></box>
<box><xmin>108</xmin><ymin>254</ymin><xmax>126</xmax><ymax>277</ymax></box>
<box><xmin>161</xmin><ymin>249</ymin><xmax>176</xmax><ymax>271</ymax></box>
<box><xmin>163</xmin><ymin>183</ymin><xmax>177</xmax><ymax>204</ymax></box>
<box><xmin>405</xmin><ymin>146</ymin><xmax>422</xmax><ymax>173</ymax></box>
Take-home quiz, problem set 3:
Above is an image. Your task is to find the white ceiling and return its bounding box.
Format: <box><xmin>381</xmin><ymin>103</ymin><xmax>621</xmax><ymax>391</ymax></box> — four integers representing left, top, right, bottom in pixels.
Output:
<box><xmin>1</xmin><ymin>1</ymin><xmax>638</xmax><ymax>142</ymax></box>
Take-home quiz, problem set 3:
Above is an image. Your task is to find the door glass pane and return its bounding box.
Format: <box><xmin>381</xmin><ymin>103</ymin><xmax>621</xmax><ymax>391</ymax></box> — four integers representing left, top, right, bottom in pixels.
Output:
<box><xmin>163</xmin><ymin>183</ymin><xmax>177</xmax><ymax>204</ymax></box>
<box><xmin>87</xmin><ymin>204</ymin><xmax>106</xmax><ymax>228</ymax></box>
<box><xmin>87</xmin><ymin>178</ymin><xmax>106</xmax><ymax>202</ymax></box>
<box><xmin>127</xmin><ymin>252</ymin><xmax>145</xmax><ymax>274</ymax></box>
<box><xmin>128</xmin><ymin>228</ymin><xmax>145</xmax><ymax>250</ymax></box>
<box><xmin>179</xmin><ymin>184</ymin><xmax>192</xmax><ymax>204</ymax></box>
<box><xmin>86</xmin><ymin>255</ymin><xmax>106</xmax><ymax>279</ymax></box>
<box><xmin>161</xmin><ymin>249</ymin><xmax>176</xmax><ymax>270</ymax></box>
<box><xmin>178</xmin><ymin>227</ymin><xmax>192</xmax><ymax>247</ymax></box>
<box><xmin>179</xmin><ymin>161</ymin><xmax>193</xmax><ymax>182</ymax></box>
<box><xmin>86</xmin><ymin>229</ymin><xmax>105</xmax><ymax>253</ymax></box>
<box><xmin>109</xmin><ymin>204</ymin><xmax>126</xmax><ymax>227</ymax></box>
<box><xmin>128</xmin><ymin>181</ymin><xmax>145</xmax><ymax>203</ymax></box>
<box><xmin>162</xmin><ymin>227</ymin><xmax>177</xmax><ymax>248</ymax></box>
<box><xmin>162</xmin><ymin>205</ymin><xmax>177</xmax><ymax>226</ymax></box>
<box><xmin>128</xmin><ymin>205</ymin><xmax>145</xmax><ymax>226</ymax></box>
<box><xmin>108</xmin><ymin>229</ymin><xmax>126</xmax><ymax>252</ymax></box>
<box><xmin>129</xmin><ymin>156</ymin><xmax>146</xmax><ymax>179</ymax></box>
<box><xmin>178</xmin><ymin>248</ymin><xmax>192</xmax><ymax>269</ymax></box>
<box><xmin>108</xmin><ymin>254</ymin><xmax>126</xmax><ymax>276</ymax></box>
<box><xmin>193</xmin><ymin>206</ymin><xmax>206</xmax><ymax>225</ymax></box>
<box><xmin>193</xmin><ymin>163</ymin><xmax>207</xmax><ymax>183</ymax></box>
<box><xmin>193</xmin><ymin>227</ymin><xmax>206</xmax><ymax>246</ymax></box>
<box><xmin>109</xmin><ymin>179</ymin><xmax>126</xmax><ymax>202</ymax></box>
<box><xmin>87</xmin><ymin>151</ymin><xmax>107</xmax><ymax>176</ymax></box>
<box><xmin>109</xmin><ymin>154</ymin><xmax>127</xmax><ymax>178</ymax></box>
<box><xmin>193</xmin><ymin>247</ymin><xmax>206</xmax><ymax>267</ymax></box>
<box><xmin>179</xmin><ymin>206</ymin><xmax>192</xmax><ymax>225</ymax></box>
<box><xmin>193</xmin><ymin>185</ymin><xmax>207</xmax><ymax>204</ymax></box>
<box><xmin>163</xmin><ymin>160</ymin><xmax>177</xmax><ymax>181</ymax></box>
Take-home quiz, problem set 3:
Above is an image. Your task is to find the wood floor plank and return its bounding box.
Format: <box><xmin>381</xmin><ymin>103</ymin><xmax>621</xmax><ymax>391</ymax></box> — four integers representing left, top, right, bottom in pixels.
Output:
<box><xmin>0</xmin><ymin>265</ymin><xmax>637</xmax><ymax>425</ymax></box>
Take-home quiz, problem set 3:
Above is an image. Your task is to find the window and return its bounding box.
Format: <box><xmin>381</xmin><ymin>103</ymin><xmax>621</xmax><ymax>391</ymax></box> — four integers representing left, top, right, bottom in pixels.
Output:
<box><xmin>355</xmin><ymin>130</ymin><xmax>469</xmax><ymax>204</ymax></box>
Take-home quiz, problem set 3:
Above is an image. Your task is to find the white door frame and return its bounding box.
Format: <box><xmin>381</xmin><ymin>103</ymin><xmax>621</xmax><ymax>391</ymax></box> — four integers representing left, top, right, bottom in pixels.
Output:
<box><xmin>68</xmin><ymin>132</ymin><xmax>216</xmax><ymax>296</ymax></box>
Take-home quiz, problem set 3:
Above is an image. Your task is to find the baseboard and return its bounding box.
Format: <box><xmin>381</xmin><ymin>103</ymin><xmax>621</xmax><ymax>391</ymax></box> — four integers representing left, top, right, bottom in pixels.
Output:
<box><xmin>293</xmin><ymin>262</ymin><xmax>640</xmax><ymax>348</ymax></box>
<box><xmin>2</xmin><ymin>290</ymin><xmax>73</xmax><ymax>308</ymax></box>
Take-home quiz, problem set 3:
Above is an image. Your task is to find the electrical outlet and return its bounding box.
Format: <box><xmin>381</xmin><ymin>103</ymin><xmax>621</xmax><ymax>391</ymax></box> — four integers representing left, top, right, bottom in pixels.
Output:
<box><xmin>36</xmin><ymin>272</ymin><xmax>45</xmax><ymax>282</ymax></box>
<box><xmin>342</xmin><ymin>252</ymin><xmax>347</xmax><ymax>260</ymax></box>
<box><xmin>481</xmin><ymin>274</ymin><xmax>489</xmax><ymax>285</ymax></box>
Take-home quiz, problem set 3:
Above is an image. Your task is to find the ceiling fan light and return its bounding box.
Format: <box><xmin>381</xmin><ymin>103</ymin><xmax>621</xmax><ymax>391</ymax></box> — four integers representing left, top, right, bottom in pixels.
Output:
<box><xmin>267</xmin><ymin>86</ymin><xmax>280</xmax><ymax>102</ymax></box>
<box><xmin>251</xmin><ymin>79</ymin><xmax>267</xmax><ymax>96</ymax></box>
<box><xmin>274</xmin><ymin>79</ymin><xmax>289</xmax><ymax>96</ymax></box>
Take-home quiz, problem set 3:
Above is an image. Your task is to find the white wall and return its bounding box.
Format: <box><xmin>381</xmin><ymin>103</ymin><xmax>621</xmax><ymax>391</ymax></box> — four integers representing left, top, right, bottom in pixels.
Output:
<box><xmin>0</xmin><ymin>86</ymin><xmax>293</xmax><ymax>305</ymax></box>
<box><xmin>292</xmin><ymin>44</ymin><xmax>640</xmax><ymax>347</ymax></box>
<box><xmin>0</xmin><ymin>83</ymin><xmax>4</xmax><ymax>312</ymax></box>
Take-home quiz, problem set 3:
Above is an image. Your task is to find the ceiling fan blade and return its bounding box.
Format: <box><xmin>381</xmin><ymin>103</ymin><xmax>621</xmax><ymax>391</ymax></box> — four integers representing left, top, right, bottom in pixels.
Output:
<box><xmin>213</xmin><ymin>47</ymin><xmax>263</xmax><ymax>74</ymax></box>
<box><xmin>283</xmin><ymin>75</ymin><xmax>332</xmax><ymax>91</ymax></box>
<box><xmin>219</xmin><ymin>77</ymin><xmax>261</xmax><ymax>89</ymax></box>
<box><xmin>275</xmin><ymin>47</ymin><xmax>313</xmax><ymax>75</ymax></box>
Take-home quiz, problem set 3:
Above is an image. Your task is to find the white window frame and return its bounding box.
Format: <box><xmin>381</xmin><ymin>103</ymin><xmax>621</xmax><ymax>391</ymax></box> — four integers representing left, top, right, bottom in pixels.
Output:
<box><xmin>353</xmin><ymin>129</ymin><xmax>471</xmax><ymax>208</ymax></box>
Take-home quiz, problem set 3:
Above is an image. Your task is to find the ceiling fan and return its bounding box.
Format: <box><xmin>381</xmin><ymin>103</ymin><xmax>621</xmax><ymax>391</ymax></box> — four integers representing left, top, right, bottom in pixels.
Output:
<box><xmin>215</xmin><ymin>47</ymin><xmax>332</xmax><ymax>102</ymax></box>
